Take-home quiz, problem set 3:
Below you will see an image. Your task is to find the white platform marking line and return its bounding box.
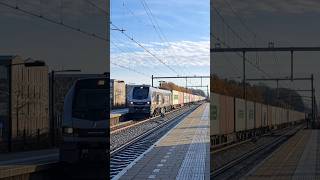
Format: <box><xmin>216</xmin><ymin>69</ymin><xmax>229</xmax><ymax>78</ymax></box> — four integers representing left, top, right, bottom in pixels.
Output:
<box><xmin>176</xmin><ymin>104</ymin><xmax>209</xmax><ymax>180</ymax></box>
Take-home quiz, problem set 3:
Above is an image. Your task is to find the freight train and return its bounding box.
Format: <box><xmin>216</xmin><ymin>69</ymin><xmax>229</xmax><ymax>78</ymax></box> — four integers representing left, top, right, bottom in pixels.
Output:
<box><xmin>60</xmin><ymin>77</ymin><xmax>108</xmax><ymax>163</ymax></box>
<box><xmin>210</xmin><ymin>92</ymin><xmax>306</xmax><ymax>146</ymax></box>
<box><xmin>127</xmin><ymin>85</ymin><xmax>206</xmax><ymax>117</ymax></box>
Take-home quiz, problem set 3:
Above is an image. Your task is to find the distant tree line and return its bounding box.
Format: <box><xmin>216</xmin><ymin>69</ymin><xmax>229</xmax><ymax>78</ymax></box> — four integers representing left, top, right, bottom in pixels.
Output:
<box><xmin>211</xmin><ymin>75</ymin><xmax>306</xmax><ymax>112</ymax></box>
<box><xmin>159</xmin><ymin>82</ymin><xmax>206</xmax><ymax>97</ymax></box>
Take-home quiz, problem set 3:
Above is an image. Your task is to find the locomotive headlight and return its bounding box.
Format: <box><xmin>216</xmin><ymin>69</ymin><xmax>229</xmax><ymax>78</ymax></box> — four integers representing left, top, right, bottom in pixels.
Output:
<box><xmin>130</xmin><ymin>101</ymin><xmax>133</xmax><ymax>104</ymax></box>
<box><xmin>63</xmin><ymin>127</ymin><xmax>73</xmax><ymax>134</ymax></box>
<box><xmin>147</xmin><ymin>101</ymin><xmax>150</xmax><ymax>104</ymax></box>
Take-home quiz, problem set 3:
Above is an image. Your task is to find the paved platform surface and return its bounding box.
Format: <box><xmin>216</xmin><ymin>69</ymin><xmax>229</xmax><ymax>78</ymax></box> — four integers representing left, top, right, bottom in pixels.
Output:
<box><xmin>244</xmin><ymin>129</ymin><xmax>320</xmax><ymax>180</ymax></box>
<box><xmin>111</xmin><ymin>108</ymin><xmax>129</xmax><ymax>115</ymax></box>
<box><xmin>0</xmin><ymin>148</ymin><xmax>58</xmax><ymax>178</ymax></box>
<box><xmin>116</xmin><ymin>103</ymin><xmax>210</xmax><ymax>180</ymax></box>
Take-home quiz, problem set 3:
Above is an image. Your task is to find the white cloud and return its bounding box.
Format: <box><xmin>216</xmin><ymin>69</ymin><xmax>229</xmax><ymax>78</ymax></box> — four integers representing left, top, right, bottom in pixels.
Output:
<box><xmin>111</xmin><ymin>40</ymin><xmax>210</xmax><ymax>68</ymax></box>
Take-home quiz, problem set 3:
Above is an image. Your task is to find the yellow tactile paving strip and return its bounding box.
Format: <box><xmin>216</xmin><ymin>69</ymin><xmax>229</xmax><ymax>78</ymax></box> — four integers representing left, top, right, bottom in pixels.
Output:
<box><xmin>118</xmin><ymin>103</ymin><xmax>210</xmax><ymax>180</ymax></box>
<box><xmin>244</xmin><ymin>129</ymin><xmax>320</xmax><ymax>180</ymax></box>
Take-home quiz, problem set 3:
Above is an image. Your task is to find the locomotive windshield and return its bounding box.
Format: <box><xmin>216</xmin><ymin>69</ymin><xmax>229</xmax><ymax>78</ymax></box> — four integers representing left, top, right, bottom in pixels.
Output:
<box><xmin>71</xmin><ymin>78</ymin><xmax>108</xmax><ymax>121</ymax></box>
<box><xmin>132</xmin><ymin>86</ymin><xmax>149</xmax><ymax>100</ymax></box>
<box><xmin>72</xmin><ymin>89</ymin><xmax>108</xmax><ymax>121</ymax></box>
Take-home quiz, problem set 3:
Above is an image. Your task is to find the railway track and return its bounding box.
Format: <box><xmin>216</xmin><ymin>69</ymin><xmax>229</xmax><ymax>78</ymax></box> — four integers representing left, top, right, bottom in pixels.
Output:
<box><xmin>211</xmin><ymin>124</ymin><xmax>305</xmax><ymax>180</ymax></box>
<box><xmin>110</xmin><ymin>105</ymin><xmax>193</xmax><ymax>133</ymax></box>
<box><xmin>110</xmin><ymin>103</ymin><xmax>202</xmax><ymax>179</ymax></box>
<box><xmin>110</xmin><ymin>104</ymin><xmax>201</xmax><ymax>151</ymax></box>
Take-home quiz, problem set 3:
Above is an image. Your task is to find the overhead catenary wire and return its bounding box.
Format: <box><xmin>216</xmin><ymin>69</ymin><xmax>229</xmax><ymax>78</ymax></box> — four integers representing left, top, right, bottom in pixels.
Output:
<box><xmin>111</xmin><ymin>61</ymin><xmax>149</xmax><ymax>77</ymax></box>
<box><xmin>122</xmin><ymin>1</ymin><xmax>150</xmax><ymax>27</ymax></box>
<box><xmin>110</xmin><ymin>22</ymin><xmax>179</xmax><ymax>75</ymax></box>
<box><xmin>212</xmin><ymin>2</ymin><xmax>294</xmax><ymax>90</ymax></box>
<box><xmin>84</xmin><ymin>0</ymin><xmax>182</xmax><ymax>76</ymax></box>
<box><xmin>110</xmin><ymin>36</ymin><xmax>169</xmax><ymax>76</ymax></box>
<box><xmin>138</xmin><ymin>0</ymin><xmax>189</xmax><ymax>76</ymax></box>
<box><xmin>212</xmin><ymin>5</ymin><xmax>250</xmax><ymax>48</ymax></box>
<box><xmin>211</xmin><ymin>33</ymin><xmax>270</xmax><ymax>78</ymax></box>
<box><xmin>0</xmin><ymin>1</ymin><xmax>108</xmax><ymax>42</ymax></box>
<box><xmin>223</xmin><ymin>0</ymin><xmax>258</xmax><ymax>42</ymax></box>
<box><xmin>111</xmin><ymin>33</ymin><xmax>158</xmax><ymax>69</ymax></box>
<box><xmin>111</xmin><ymin>40</ymin><xmax>150</xmax><ymax>77</ymax></box>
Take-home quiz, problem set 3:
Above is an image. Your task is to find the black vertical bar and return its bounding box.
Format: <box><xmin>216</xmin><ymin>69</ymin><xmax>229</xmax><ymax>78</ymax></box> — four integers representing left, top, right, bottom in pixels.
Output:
<box><xmin>185</xmin><ymin>78</ymin><xmax>188</xmax><ymax>105</ymax></box>
<box><xmin>276</xmin><ymin>80</ymin><xmax>279</xmax><ymax>100</ymax></box>
<box><xmin>37</xmin><ymin>128</ymin><xmax>40</xmax><ymax>144</ymax></box>
<box><xmin>243</xmin><ymin>51</ymin><xmax>246</xmax><ymax>99</ymax></box>
<box><xmin>185</xmin><ymin>77</ymin><xmax>187</xmax><ymax>90</ymax></box>
<box><xmin>50</xmin><ymin>71</ymin><xmax>55</xmax><ymax>146</ymax></box>
<box><xmin>8</xmin><ymin>64</ymin><xmax>12</xmax><ymax>152</ymax></box>
<box><xmin>311</xmin><ymin>74</ymin><xmax>314</xmax><ymax>128</ymax></box>
<box><xmin>233</xmin><ymin>97</ymin><xmax>236</xmax><ymax>133</ymax></box>
<box><xmin>151</xmin><ymin>75</ymin><xmax>153</xmax><ymax>87</ymax></box>
<box><xmin>291</xmin><ymin>50</ymin><xmax>293</xmax><ymax>81</ymax></box>
<box><xmin>243</xmin><ymin>51</ymin><xmax>247</xmax><ymax>131</ymax></box>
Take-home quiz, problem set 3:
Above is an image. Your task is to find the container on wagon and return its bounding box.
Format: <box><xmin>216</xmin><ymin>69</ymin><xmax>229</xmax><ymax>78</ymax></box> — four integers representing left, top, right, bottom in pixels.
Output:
<box><xmin>219</xmin><ymin>94</ymin><xmax>234</xmax><ymax>135</ymax></box>
<box><xmin>255</xmin><ymin>102</ymin><xmax>262</xmax><ymax>129</ymax></box>
<box><xmin>235</xmin><ymin>98</ymin><xmax>246</xmax><ymax>132</ymax></box>
<box><xmin>246</xmin><ymin>101</ymin><xmax>255</xmax><ymax>130</ymax></box>
<box><xmin>110</xmin><ymin>79</ymin><xmax>126</xmax><ymax>109</ymax></box>
<box><xmin>210</xmin><ymin>93</ymin><xmax>220</xmax><ymax>136</ymax></box>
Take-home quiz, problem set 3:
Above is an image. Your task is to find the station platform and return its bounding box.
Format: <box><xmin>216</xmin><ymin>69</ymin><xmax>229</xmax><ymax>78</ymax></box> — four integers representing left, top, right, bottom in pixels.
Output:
<box><xmin>111</xmin><ymin>108</ymin><xmax>129</xmax><ymax>126</ymax></box>
<box><xmin>116</xmin><ymin>103</ymin><xmax>210</xmax><ymax>180</ymax></box>
<box><xmin>244</xmin><ymin>129</ymin><xmax>320</xmax><ymax>179</ymax></box>
<box><xmin>111</xmin><ymin>108</ymin><xmax>129</xmax><ymax>116</ymax></box>
<box><xmin>0</xmin><ymin>148</ymin><xmax>58</xmax><ymax>178</ymax></box>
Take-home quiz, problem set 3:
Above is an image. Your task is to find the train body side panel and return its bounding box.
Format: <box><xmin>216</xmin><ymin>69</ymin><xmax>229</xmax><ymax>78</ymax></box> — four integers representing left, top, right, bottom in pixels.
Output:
<box><xmin>246</xmin><ymin>101</ymin><xmax>255</xmax><ymax>130</ymax></box>
<box><xmin>267</xmin><ymin>105</ymin><xmax>273</xmax><ymax>127</ymax></box>
<box><xmin>261</xmin><ymin>104</ymin><xmax>268</xmax><ymax>127</ymax></box>
<box><xmin>219</xmin><ymin>94</ymin><xmax>235</xmax><ymax>135</ymax></box>
<box><xmin>172</xmin><ymin>90</ymin><xmax>180</xmax><ymax>105</ymax></box>
<box><xmin>210</xmin><ymin>93</ymin><xmax>220</xmax><ymax>136</ymax></box>
<box><xmin>255</xmin><ymin>103</ymin><xmax>262</xmax><ymax>129</ymax></box>
<box><xmin>235</xmin><ymin>98</ymin><xmax>245</xmax><ymax>132</ymax></box>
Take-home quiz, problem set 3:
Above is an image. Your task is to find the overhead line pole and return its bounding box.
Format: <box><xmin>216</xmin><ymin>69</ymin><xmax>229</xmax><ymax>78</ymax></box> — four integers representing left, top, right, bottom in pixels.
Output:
<box><xmin>211</xmin><ymin>47</ymin><xmax>320</xmax><ymax>52</ymax></box>
<box><xmin>212</xmin><ymin>46</ymin><xmax>320</xmax><ymax>81</ymax></box>
<box><xmin>151</xmin><ymin>75</ymin><xmax>210</xmax><ymax>98</ymax></box>
<box><xmin>151</xmin><ymin>75</ymin><xmax>210</xmax><ymax>87</ymax></box>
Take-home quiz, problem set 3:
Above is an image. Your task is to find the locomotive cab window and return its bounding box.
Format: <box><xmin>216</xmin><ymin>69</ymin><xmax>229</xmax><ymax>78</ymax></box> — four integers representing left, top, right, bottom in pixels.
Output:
<box><xmin>72</xmin><ymin>89</ymin><xmax>108</xmax><ymax>121</ymax></box>
<box><xmin>133</xmin><ymin>86</ymin><xmax>149</xmax><ymax>100</ymax></box>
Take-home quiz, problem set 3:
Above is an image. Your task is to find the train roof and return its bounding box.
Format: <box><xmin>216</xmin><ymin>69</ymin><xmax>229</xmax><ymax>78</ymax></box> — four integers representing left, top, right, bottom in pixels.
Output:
<box><xmin>73</xmin><ymin>77</ymin><xmax>108</xmax><ymax>89</ymax></box>
<box><xmin>130</xmin><ymin>84</ymin><xmax>172</xmax><ymax>94</ymax></box>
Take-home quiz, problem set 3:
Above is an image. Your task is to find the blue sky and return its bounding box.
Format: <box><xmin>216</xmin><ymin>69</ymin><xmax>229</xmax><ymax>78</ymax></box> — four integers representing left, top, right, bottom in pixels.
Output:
<box><xmin>111</xmin><ymin>0</ymin><xmax>210</xmax><ymax>93</ymax></box>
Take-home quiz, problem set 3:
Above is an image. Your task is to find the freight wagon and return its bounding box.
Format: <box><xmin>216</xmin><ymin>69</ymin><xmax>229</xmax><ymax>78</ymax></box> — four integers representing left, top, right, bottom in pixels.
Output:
<box><xmin>210</xmin><ymin>92</ymin><xmax>306</xmax><ymax>146</ymax></box>
<box><xmin>110</xmin><ymin>79</ymin><xmax>126</xmax><ymax>109</ymax></box>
